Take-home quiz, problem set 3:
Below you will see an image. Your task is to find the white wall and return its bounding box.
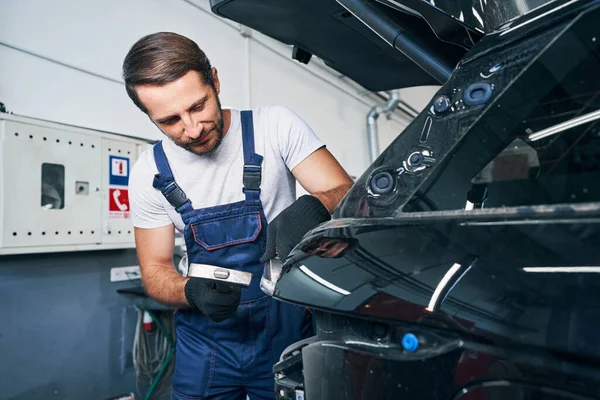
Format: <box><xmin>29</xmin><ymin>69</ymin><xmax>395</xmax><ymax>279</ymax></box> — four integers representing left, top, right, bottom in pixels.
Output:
<box><xmin>250</xmin><ymin>38</ymin><xmax>374</xmax><ymax>178</ymax></box>
<box><xmin>0</xmin><ymin>0</ymin><xmax>439</xmax><ymax>177</ymax></box>
<box><xmin>0</xmin><ymin>0</ymin><xmax>247</xmax><ymax>139</ymax></box>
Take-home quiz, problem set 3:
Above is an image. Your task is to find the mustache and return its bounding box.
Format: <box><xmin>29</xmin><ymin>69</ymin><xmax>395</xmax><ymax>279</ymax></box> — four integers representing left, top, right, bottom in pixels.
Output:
<box><xmin>182</xmin><ymin>124</ymin><xmax>218</xmax><ymax>146</ymax></box>
<box><xmin>176</xmin><ymin>104</ymin><xmax>224</xmax><ymax>155</ymax></box>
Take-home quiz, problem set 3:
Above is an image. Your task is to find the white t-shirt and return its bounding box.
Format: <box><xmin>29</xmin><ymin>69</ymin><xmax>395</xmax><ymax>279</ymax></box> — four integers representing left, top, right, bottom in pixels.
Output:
<box><xmin>129</xmin><ymin>105</ymin><xmax>325</xmax><ymax>234</ymax></box>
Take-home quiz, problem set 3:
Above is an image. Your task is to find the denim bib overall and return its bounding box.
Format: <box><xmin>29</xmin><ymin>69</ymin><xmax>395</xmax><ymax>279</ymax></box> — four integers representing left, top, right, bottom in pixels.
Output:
<box><xmin>151</xmin><ymin>111</ymin><xmax>313</xmax><ymax>399</ymax></box>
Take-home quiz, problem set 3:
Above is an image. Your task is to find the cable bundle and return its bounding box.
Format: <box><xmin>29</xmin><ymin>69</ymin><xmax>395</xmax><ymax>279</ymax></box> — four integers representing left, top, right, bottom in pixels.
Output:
<box><xmin>133</xmin><ymin>308</ymin><xmax>176</xmax><ymax>399</ymax></box>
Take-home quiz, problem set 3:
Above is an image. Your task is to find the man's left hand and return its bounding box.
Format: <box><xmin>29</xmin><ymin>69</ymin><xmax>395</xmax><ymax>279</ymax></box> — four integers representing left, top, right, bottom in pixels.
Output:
<box><xmin>260</xmin><ymin>195</ymin><xmax>331</xmax><ymax>263</ymax></box>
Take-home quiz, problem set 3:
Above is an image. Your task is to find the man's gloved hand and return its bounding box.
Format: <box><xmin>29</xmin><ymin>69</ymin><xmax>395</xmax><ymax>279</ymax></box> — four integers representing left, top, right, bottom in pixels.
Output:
<box><xmin>184</xmin><ymin>278</ymin><xmax>241</xmax><ymax>322</ymax></box>
<box><xmin>260</xmin><ymin>195</ymin><xmax>331</xmax><ymax>263</ymax></box>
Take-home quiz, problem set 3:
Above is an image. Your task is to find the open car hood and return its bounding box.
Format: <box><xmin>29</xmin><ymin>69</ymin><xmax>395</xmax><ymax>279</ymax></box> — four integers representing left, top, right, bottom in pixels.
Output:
<box><xmin>209</xmin><ymin>0</ymin><xmax>476</xmax><ymax>90</ymax></box>
<box><xmin>210</xmin><ymin>0</ymin><xmax>570</xmax><ymax>91</ymax></box>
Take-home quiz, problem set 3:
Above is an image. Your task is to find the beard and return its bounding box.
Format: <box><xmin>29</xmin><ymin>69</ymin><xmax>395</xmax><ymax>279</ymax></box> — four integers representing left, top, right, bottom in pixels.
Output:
<box><xmin>175</xmin><ymin>95</ymin><xmax>225</xmax><ymax>155</ymax></box>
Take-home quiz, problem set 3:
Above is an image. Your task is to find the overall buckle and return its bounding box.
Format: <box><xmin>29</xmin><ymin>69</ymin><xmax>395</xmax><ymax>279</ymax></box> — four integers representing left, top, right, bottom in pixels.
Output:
<box><xmin>243</xmin><ymin>164</ymin><xmax>262</xmax><ymax>191</ymax></box>
<box><xmin>163</xmin><ymin>182</ymin><xmax>188</xmax><ymax>208</ymax></box>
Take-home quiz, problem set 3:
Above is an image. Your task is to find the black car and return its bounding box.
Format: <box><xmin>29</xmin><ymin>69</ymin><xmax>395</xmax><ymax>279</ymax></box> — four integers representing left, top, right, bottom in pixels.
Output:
<box><xmin>213</xmin><ymin>1</ymin><xmax>600</xmax><ymax>399</ymax></box>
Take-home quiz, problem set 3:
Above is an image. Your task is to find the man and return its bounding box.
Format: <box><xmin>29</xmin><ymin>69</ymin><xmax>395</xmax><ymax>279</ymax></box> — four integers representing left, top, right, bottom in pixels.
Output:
<box><xmin>123</xmin><ymin>32</ymin><xmax>354</xmax><ymax>400</ymax></box>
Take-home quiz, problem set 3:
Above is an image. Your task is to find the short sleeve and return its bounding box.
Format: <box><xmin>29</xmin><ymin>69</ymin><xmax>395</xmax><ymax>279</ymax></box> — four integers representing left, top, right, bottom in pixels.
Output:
<box><xmin>270</xmin><ymin>105</ymin><xmax>325</xmax><ymax>171</ymax></box>
<box><xmin>129</xmin><ymin>151</ymin><xmax>174</xmax><ymax>229</ymax></box>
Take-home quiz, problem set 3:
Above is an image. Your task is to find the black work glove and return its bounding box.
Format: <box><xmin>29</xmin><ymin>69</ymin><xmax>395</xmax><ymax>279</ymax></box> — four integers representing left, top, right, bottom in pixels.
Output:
<box><xmin>184</xmin><ymin>278</ymin><xmax>241</xmax><ymax>323</ymax></box>
<box><xmin>260</xmin><ymin>195</ymin><xmax>331</xmax><ymax>263</ymax></box>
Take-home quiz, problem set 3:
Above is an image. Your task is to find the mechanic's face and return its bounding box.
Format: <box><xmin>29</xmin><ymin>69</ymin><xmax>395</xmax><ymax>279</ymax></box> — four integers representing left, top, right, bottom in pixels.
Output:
<box><xmin>136</xmin><ymin>69</ymin><xmax>225</xmax><ymax>155</ymax></box>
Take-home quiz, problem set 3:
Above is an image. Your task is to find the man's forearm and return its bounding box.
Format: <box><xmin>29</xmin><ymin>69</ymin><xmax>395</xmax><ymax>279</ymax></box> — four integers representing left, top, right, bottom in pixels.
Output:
<box><xmin>141</xmin><ymin>264</ymin><xmax>190</xmax><ymax>308</ymax></box>
<box><xmin>313</xmin><ymin>182</ymin><xmax>353</xmax><ymax>214</ymax></box>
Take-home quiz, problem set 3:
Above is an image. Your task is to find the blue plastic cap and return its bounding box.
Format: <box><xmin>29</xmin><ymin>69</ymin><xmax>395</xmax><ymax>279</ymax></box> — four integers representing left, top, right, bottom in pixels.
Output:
<box><xmin>402</xmin><ymin>333</ymin><xmax>419</xmax><ymax>352</ymax></box>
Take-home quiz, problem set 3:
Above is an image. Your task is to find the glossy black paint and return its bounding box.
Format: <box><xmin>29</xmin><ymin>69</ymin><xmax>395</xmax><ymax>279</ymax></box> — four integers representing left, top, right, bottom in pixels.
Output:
<box><xmin>411</xmin><ymin>0</ymin><xmax>561</xmax><ymax>32</ymax></box>
<box><xmin>279</xmin><ymin>211</ymin><xmax>600</xmax><ymax>355</ymax></box>
<box><xmin>273</xmin><ymin>212</ymin><xmax>600</xmax><ymax>399</ymax></box>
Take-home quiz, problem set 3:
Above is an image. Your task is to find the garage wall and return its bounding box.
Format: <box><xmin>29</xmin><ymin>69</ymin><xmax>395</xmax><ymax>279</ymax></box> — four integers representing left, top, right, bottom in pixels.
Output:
<box><xmin>0</xmin><ymin>0</ymin><xmax>438</xmax><ymax>174</ymax></box>
<box><xmin>0</xmin><ymin>0</ymin><xmax>247</xmax><ymax>141</ymax></box>
<box><xmin>0</xmin><ymin>251</ymin><xmax>149</xmax><ymax>400</ymax></box>
<box><xmin>250</xmin><ymin>38</ymin><xmax>378</xmax><ymax>178</ymax></box>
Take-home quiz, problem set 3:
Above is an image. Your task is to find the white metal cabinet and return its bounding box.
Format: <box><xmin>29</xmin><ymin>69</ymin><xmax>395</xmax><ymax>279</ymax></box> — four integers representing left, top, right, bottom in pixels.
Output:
<box><xmin>0</xmin><ymin>114</ymin><xmax>153</xmax><ymax>254</ymax></box>
<box><xmin>1</xmin><ymin>120</ymin><xmax>103</xmax><ymax>248</ymax></box>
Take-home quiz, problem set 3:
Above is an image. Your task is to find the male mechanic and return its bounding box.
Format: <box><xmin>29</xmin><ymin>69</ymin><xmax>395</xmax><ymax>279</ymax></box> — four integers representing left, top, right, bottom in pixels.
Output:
<box><xmin>123</xmin><ymin>32</ymin><xmax>354</xmax><ymax>400</ymax></box>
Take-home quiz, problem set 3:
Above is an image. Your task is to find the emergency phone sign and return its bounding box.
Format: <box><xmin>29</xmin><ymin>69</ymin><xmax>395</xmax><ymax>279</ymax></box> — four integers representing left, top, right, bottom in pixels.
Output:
<box><xmin>109</xmin><ymin>155</ymin><xmax>129</xmax><ymax>186</ymax></box>
<box><xmin>109</xmin><ymin>188</ymin><xmax>130</xmax><ymax>212</ymax></box>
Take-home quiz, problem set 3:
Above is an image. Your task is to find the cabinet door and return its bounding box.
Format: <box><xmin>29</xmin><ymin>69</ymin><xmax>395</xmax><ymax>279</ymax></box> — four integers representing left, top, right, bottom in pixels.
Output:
<box><xmin>1</xmin><ymin>121</ymin><xmax>103</xmax><ymax>249</ymax></box>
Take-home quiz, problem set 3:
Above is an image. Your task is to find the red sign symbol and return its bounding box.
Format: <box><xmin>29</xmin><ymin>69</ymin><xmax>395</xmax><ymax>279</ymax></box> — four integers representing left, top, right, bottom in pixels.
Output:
<box><xmin>111</xmin><ymin>158</ymin><xmax>128</xmax><ymax>178</ymax></box>
<box><xmin>109</xmin><ymin>188</ymin><xmax>129</xmax><ymax>212</ymax></box>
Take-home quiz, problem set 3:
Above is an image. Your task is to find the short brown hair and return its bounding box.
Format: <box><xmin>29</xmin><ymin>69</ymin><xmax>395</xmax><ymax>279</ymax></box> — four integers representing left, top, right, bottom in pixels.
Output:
<box><xmin>122</xmin><ymin>32</ymin><xmax>214</xmax><ymax>113</ymax></box>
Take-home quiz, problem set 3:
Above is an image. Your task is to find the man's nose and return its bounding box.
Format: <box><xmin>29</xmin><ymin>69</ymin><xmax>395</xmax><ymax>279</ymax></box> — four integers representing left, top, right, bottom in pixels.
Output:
<box><xmin>182</xmin><ymin>115</ymin><xmax>202</xmax><ymax>139</ymax></box>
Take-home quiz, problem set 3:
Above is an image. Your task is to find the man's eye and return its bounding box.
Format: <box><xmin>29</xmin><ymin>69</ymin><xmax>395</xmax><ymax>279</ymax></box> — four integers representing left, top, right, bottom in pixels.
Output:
<box><xmin>192</xmin><ymin>105</ymin><xmax>205</xmax><ymax>112</ymax></box>
<box><xmin>161</xmin><ymin>118</ymin><xmax>178</xmax><ymax>125</ymax></box>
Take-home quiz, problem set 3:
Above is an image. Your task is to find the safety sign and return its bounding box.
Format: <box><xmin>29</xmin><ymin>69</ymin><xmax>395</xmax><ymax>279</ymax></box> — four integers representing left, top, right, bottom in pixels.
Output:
<box><xmin>109</xmin><ymin>155</ymin><xmax>130</xmax><ymax>186</ymax></box>
<box><xmin>109</xmin><ymin>188</ymin><xmax>130</xmax><ymax>219</ymax></box>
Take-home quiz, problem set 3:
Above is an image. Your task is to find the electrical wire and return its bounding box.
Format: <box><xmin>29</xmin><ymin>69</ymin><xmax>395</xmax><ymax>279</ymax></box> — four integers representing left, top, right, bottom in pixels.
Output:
<box><xmin>133</xmin><ymin>308</ymin><xmax>176</xmax><ymax>399</ymax></box>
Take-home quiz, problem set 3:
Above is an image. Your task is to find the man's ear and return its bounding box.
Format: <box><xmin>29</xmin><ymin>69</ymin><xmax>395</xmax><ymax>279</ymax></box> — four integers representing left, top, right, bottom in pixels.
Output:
<box><xmin>212</xmin><ymin>67</ymin><xmax>220</xmax><ymax>95</ymax></box>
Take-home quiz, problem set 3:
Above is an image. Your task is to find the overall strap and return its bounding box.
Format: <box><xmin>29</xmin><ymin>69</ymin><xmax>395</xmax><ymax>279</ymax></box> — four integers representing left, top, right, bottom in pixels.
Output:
<box><xmin>241</xmin><ymin>110</ymin><xmax>263</xmax><ymax>201</ymax></box>
<box><xmin>151</xmin><ymin>141</ymin><xmax>194</xmax><ymax>214</ymax></box>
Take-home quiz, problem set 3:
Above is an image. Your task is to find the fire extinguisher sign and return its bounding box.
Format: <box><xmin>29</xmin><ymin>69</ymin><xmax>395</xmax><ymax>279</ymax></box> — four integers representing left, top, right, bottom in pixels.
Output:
<box><xmin>109</xmin><ymin>155</ymin><xmax>130</xmax><ymax>186</ymax></box>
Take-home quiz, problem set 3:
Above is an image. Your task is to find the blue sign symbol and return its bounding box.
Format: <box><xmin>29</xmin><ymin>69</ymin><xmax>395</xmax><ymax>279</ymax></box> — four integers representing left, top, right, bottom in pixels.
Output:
<box><xmin>109</xmin><ymin>155</ymin><xmax>130</xmax><ymax>186</ymax></box>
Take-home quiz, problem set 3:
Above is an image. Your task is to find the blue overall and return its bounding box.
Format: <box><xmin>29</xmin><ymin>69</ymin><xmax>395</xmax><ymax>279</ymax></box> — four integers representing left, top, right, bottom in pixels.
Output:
<box><xmin>151</xmin><ymin>111</ymin><xmax>314</xmax><ymax>400</ymax></box>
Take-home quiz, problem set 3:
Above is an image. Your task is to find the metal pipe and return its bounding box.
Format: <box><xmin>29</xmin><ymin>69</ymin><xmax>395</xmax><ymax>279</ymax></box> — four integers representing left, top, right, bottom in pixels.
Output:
<box><xmin>374</xmin><ymin>91</ymin><xmax>418</xmax><ymax>118</ymax></box>
<box><xmin>367</xmin><ymin>90</ymin><xmax>401</xmax><ymax>162</ymax></box>
<box><xmin>336</xmin><ymin>0</ymin><xmax>453</xmax><ymax>83</ymax></box>
<box><xmin>367</xmin><ymin>108</ymin><xmax>381</xmax><ymax>163</ymax></box>
<box><xmin>528</xmin><ymin>108</ymin><xmax>600</xmax><ymax>142</ymax></box>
